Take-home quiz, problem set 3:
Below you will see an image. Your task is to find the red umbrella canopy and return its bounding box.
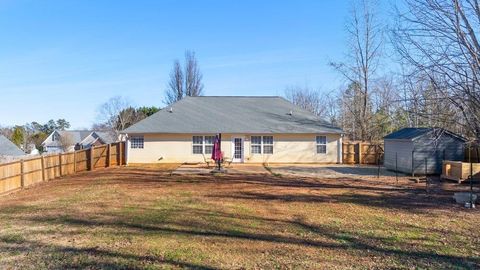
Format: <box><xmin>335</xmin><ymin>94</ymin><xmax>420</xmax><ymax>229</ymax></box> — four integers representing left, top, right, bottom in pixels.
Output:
<box><xmin>211</xmin><ymin>134</ymin><xmax>223</xmax><ymax>161</ymax></box>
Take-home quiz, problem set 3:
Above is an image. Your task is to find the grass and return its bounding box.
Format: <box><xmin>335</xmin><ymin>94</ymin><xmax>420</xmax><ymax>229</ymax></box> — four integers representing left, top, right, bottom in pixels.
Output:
<box><xmin>0</xmin><ymin>165</ymin><xmax>478</xmax><ymax>269</ymax></box>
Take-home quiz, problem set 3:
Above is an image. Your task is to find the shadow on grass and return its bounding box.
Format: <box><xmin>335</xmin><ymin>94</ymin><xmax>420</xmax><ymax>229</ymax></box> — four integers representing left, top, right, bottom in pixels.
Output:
<box><xmin>17</xmin><ymin>207</ymin><xmax>480</xmax><ymax>269</ymax></box>
<box><xmin>0</xmin><ymin>237</ymin><xmax>218</xmax><ymax>270</ymax></box>
<box><xmin>207</xmin><ymin>189</ymin><xmax>458</xmax><ymax>213</ymax></box>
<box><xmin>2</xmin><ymin>167</ymin><xmax>479</xmax><ymax>268</ymax></box>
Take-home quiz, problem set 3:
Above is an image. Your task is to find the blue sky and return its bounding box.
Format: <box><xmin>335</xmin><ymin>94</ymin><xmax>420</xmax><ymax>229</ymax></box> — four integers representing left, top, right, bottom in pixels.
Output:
<box><xmin>0</xmin><ymin>0</ymin><xmax>390</xmax><ymax>128</ymax></box>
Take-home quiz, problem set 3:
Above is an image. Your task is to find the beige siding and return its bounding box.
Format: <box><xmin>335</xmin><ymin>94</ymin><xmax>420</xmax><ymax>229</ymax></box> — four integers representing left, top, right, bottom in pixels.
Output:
<box><xmin>127</xmin><ymin>133</ymin><xmax>342</xmax><ymax>164</ymax></box>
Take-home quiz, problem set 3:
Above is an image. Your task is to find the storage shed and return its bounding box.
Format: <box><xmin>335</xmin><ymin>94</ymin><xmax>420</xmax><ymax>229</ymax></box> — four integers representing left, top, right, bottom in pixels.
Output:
<box><xmin>384</xmin><ymin>128</ymin><xmax>466</xmax><ymax>175</ymax></box>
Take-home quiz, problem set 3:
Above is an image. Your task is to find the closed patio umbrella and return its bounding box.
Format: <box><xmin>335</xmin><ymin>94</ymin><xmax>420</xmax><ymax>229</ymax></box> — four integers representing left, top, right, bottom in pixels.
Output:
<box><xmin>211</xmin><ymin>134</ymin><xmax>223</xmax><ymax>170</ymax></box>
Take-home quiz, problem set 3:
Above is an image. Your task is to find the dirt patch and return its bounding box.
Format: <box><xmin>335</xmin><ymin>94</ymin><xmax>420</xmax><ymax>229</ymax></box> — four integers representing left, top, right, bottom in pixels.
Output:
<box><xmin>0</xmin><ymin>166</ymin><xmax>478</xmax><ymax>269</ymax></box>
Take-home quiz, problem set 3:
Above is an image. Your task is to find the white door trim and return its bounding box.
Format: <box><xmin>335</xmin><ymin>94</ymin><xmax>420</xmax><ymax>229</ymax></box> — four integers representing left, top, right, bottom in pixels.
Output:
<box><xmin>231</xmin><ymin>136</ymin><xmax>244</xmax><ymax>163</ymax></box>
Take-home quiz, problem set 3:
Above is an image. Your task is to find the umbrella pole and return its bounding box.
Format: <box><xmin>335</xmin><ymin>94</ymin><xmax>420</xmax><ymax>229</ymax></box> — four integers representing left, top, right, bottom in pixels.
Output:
<box><xmin>218</xmin><ymin>133</ymin><xmax>222</xmax><ymax>171</ymax></box>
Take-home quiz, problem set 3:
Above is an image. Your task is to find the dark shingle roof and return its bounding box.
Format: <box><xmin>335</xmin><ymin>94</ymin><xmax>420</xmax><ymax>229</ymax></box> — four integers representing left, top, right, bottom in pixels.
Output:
<box><xmin>123</xmin><ymin>96</ymin><xmax>343</xmax><ymax>134</ymax></box>
<box><xmin>94</xmin><ymin>131</ymin><xmax>117</xmax><ymax>144</ymax></box>
<box><xmin>384</xmin><ymin>128</ymin><xmax>466</xmax><ymax>141</ymax></box>
<box><xmin>0</xmin><ymin>135</ymin><xmax>24</xmax><ymax>156</ymax></box>
<box><xmin>59</xmin><ymin>130</ymin><xmax>92</xmax><ymax>142</ymax></box>
<box><xmin>44</xmin><ymin>130</ymin><xmax>117</xmax><ymax>148</ymax></box>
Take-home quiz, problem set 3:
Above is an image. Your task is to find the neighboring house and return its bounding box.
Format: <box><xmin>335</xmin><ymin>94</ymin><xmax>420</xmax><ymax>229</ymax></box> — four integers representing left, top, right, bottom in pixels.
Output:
<box><xmin>42</xmin><ymin>130</ymin><xmax>117</xmax><ymax>153</ymax></box>
<box><xmin>122</xmin><ymin>96</ymin><xmax>344</xmax><ymax>164</ymax></box>
<box><xmin>0</xmin><ymin>135</ymin><xmax>25</xmax><ymax>163</ymax></box>
<box><xmin>384</xmin><ymin>127</ymin><xmax>466</xmax><ymax>175</ymax></box>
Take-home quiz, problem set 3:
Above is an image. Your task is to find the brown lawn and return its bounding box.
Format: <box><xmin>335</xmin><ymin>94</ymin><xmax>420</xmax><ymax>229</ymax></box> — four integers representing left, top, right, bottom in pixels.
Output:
<box><xmin>0</xmin><ymin>165</ymin><xmax>478</xmax><ymax>269</ymax></box>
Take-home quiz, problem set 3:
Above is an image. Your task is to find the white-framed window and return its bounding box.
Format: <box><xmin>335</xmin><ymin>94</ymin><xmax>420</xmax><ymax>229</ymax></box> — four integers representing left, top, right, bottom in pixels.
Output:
<box><xmin>251</xmin><ymin>136</ymin><xmax>262</xmax><ymax>154</ymax></box>
<box><xmin>204</xmin><ymin>136</ymin><xmax>215</xmax><ymax>154</ymax></box>
<box><xmin>316</xmin><ymin>136</ymin><xmax>327</xmax><ymax>154</ymax></box>
<box><xmin>192</xmin><ymin>136</ymin><xmax>203</xmax><ymax>154</ymax></box>
<box><xmin>263</xmin><ymin>136</ymin><xmax>273</xmax><ymax>154</ymax></box>
<box><xmin>192</xmin><ymin>135</ymin><xmax>215</xmax><ymax>154</ymax></box>
<box><xmin>131</xmin><ymin>136</ymin><xmax>144</xmax><ymax>149</ymax></box>
<box><xmin>251</xmin><ymin>135</ymin><xmax>274</xmax><ymax>154</ymax></box>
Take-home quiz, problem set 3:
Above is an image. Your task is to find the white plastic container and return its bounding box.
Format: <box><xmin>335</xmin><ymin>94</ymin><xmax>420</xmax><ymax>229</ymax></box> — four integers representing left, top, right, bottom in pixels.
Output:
<box><xmin>453</xmin><ymin>192</ymin><xmax>477</xmax><ymax>204</ymax></box>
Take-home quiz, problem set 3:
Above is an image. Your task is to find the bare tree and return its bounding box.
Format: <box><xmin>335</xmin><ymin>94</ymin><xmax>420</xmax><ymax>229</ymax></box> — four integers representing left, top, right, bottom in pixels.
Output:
<box><xmin>164</xmin><ymin>50</ymin><xmax>204</xmax><ymax>105</ymax></box>
<box><xmin>338</xmin><ymin>81</ymin><xmax>372</xmax><ymax>140</ymax></box>
<box><xmin>392</xmin><ymin>0</ymin><xmax>480</xmax><ymax>139</ymax></box>
<box><xmin>97</xmin><ymin>96</ymin><xmax>142</xmax><ymax>135</ymax></box>
<box><xmin>285</xmin><ymin>86</ymin><xmax>324</xmax><ymax>116</ymax></box>
<box><xmin>185</xmin><ymin>50</ymin><xmax>204</xmax><ymax>97</ymax></box>
<box><xmin>164</xmin><ymin>60</ymin><xmax>184</xmax><ymax>105</ymax></box>
<box><xmin>331</xmin><ymin>0</ymin><xmax>383</xmax><ymax>140</ymax></box>
<box><xmin>58</xmin><ymin>133</ymin><xmax>75</xmax><ymax>152</ymax></box>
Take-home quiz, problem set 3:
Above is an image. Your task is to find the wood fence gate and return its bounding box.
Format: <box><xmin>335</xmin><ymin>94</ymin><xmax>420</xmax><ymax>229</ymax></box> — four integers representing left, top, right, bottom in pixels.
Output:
<box><xmin>342</xmin><ymin>142</ymin><xmax>384</xmax><ymax>165</ymax></box>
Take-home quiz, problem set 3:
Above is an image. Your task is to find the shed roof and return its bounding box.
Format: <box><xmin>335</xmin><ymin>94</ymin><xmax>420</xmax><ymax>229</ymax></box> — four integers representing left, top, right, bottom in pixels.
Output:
<box><xmin>122</xmin><ymin>96</ymin><xmax>343</xmax><ymax>134</ymax></box>
<box><xmin>0</xmin><ymin>135</ymin><xmax>24</xmax><ymax>156</ymax></box>
<box><xmin>384</xmin><ymin>128</ymin><xmax>466</xmax><ymax>141</ymax></box>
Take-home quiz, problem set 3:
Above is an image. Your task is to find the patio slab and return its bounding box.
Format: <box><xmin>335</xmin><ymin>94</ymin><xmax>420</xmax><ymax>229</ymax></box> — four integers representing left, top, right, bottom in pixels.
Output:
<box><xmin>225</xmin><ymin>164</ymin><xmax>269</xmax><ymax>174</ymax></box>
<box><xmin>171</xmin><ymin>164</ymin><xmax>212</xmax><ymax>175</ymax></box>
<box><xmin>172</xmin><ymin>163</ymin><xmax>269</xmax><ymax>175</ymax></box>
<box><xmin>267</xmin><ymin>164</ymin><xmax>408</xmax><ymax>179</ymax></box>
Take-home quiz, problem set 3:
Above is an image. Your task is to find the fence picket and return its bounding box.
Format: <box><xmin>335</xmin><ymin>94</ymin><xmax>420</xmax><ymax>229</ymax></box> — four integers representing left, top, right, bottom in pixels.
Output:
<box><xmin>0</xmin><ymin>142</ymin><xmax>125</xmax><ymax>195</ymax></box>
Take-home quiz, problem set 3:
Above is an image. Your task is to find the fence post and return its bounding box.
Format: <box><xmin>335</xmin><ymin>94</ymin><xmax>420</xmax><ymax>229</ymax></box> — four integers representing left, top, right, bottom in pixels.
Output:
<box><xmin>58</xmin><ymin>153</ymin><xmax>62</xmax><ymax>177</ymax></box>
<box><xmin>119</xmin><ymin>143</ymin><xmax>123</xmax><ymax>166</ymax></box>
<box><xmin>377</xmin><ymin>154</ymin><xmax>381</xmax><ymax>178</ymax></box>
<box><xmin>41</xmin><ymin>156</ymin><xmax>45</xmax><ymax>181</ymax></box>
<box><xmin>469</xmin><ymin>145</ymin><xmax>474</xmax><ymax>207</ymax></box>
<box><xmin>20</xmin><ymin>159</ymin><xmax>25</xmax><ymax>188</ymax></box>
<box><xmin>107</xmin><ymin>144</ymin><xmax>111</xmax><ymax>168</ymax></box>
<box><xmin>73</xmin><ymin>151</ymin><xmax>77</xmax><ymax>173</ymax></box>
<box><xmin>358</xmin><ymin>142</ymin><xmax>363</xmax><ymax>164</ymax></box>
<box><xmin>425</xmin><ymin>157</ymin><xmax>428</xmax><ymax>193</ymax></box>
<box><xmin>115</xmin><ymin>143</ymin><xmax>119</xmax><ymax>166</ymax></box>
<box><xmin>89</xmin><ymin>146</ymin><xmax>95</xmax><ymax>171</ymax></box>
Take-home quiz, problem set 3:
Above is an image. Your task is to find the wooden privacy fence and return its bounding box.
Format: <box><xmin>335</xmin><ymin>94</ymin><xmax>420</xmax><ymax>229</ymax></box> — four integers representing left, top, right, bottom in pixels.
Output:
<box><xmin>0</xmin><ymin>142</ymin><xmax>126</xmax><ymax>195</ymax></box>
<box><xmin>343</xmin><ymin>142</ymin><xmax>384</xmax><ymax>165</ymax></box>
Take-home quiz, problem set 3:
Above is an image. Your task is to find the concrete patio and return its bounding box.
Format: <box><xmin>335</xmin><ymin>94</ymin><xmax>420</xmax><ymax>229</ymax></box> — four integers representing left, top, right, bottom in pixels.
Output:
<box><xmin>172</xmin><ymin>163</ymin><xmax>269</xmax><ymax>175</ymax></box>
<box><xmin>267</xmin><ymin>164</ymin><xmax>409</xmax><ymax>179</ymax></box>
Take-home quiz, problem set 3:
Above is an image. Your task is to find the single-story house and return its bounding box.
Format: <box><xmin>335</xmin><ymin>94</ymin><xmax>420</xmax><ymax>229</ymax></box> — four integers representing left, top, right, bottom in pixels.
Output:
<box><xmin>384</xmin><ymin>127</ymin><xmax>466</xmax><ymax>175</ymax></box>
<box><xmin>0</xmin><ymin>135</ymin><xmax>25</xmax><ymax>163</ymax></box>
<box><xmin>42</xmin><ymin>130</ymin><xmax>117</xmax><ymax>153</ymax></box>
<box><xmin>122</xmin><ymin>96</ymin><xmax>344</xmax><ymax>164</ymax></box>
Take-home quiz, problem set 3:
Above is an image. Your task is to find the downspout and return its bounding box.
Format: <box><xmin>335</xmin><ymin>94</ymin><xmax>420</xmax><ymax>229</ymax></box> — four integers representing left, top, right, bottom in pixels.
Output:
<box><xmin>338</xmin><ymin>134</ymin><xmax>343</xmax><ymax>164</ymax></box>
<box><xmin>125</xmin><ymin>134</ymin><xmax>130</xmax><ymax>166</ymax></box>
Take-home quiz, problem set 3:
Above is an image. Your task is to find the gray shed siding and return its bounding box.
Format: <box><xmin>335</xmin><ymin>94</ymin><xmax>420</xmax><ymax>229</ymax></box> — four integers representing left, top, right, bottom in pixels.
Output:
<box><xmin>384</xmin><ymin>140</ymin><xmax>414</xmax><ymax>174</ymax></box>
<box><xmin>412</xmin><ymin>135</ymin><xmax>465</xmax><ymax>174</ymax></box>
<box><xmin>384</xmin><ymin>132</ymin><xmax>465</xmax><ymax>175</ymax></box>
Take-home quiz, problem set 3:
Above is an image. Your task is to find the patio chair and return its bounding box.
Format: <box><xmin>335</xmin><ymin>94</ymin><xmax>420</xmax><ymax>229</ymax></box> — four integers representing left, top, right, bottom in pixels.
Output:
<box><xmin>222</xmin><ymin>157</ymin><xmax>233</xmax><ymax>167</ymax></box>
<box><xmin>202</xmin><ymin>154</ymin><xmax>214</xmax><ymax>168</ymax></box>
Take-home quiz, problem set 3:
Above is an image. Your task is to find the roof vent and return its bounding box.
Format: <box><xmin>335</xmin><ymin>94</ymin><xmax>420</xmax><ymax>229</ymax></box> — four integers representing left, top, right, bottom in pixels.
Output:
<box><xmin>169</xmin><ymin>107</ymin><xmax>173</xmax><ymax>113</ymax></box>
